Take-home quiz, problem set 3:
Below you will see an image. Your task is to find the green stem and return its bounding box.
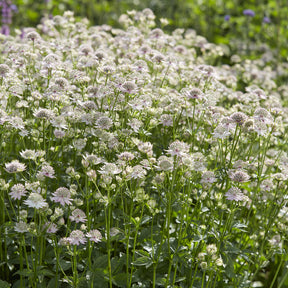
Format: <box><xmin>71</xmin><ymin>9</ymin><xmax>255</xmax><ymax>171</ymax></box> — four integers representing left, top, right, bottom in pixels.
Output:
<box><xmin>269</xmin><ymin>255</ymin><xmax>283</xmax><ymax>288</ymax></box>
<box><xmin>105</xmin><ymin>189</ymin><xmax>113</xmax><ymax>288</ymax></box>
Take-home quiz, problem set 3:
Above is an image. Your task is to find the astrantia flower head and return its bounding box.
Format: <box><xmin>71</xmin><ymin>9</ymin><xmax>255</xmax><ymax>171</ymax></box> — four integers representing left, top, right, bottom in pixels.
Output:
<box><xmin>34</xmin><ymin>108</ymin><xmax>55</xmax><ymax>120</ymax></box>
<box><xmin>212</xmin><ymin>124</ymin><xmax>231</xmax><ymax>139</ymax></box>
<box><xmin>24</xmin><ymin>193</ymin><xmax>47</xmax><ymax>209</ymax></box>
<box><xmin>15</xmin><ymin>221</ymin><xmax>29</xmax><ymax>233</ymax></box>
<box><xmin>201</xmin><ymin>171</ymin><xmax>217</xmax><ymax>184</ymax></box>
<box><xmin>99</xmin><ymin>163</ymin><xmax>121</xmax><ymax>176</ymax></box>
<box><xmin>159</xmin><ymin>114</ymin><xmax>173</xmax><ymax>127</ymax></box>
<box><xmin>37</xmin><ymin>164</ymin><xmax>55</xmax><ymax>179</ymax></box>
<box><xmin>117</xmin><ymin>151</ymin><xmax>135</xmax><ymax>162</ymax></box>
<box><xmin>121</xmin><ymin>81</ymin><xmax>138</xmax><ymax>94</ymax></box>
<box><xmin>166</xmin><ymin>140</ymin><xmax>189</xmax><ymax>157</ymax></box>
<box><xmin>128</xmin><ymin>165</ymin><xmax>147</xmax><ymax>179</ymax></box>
<box><xmin>96</xmin><ymin>116</ymin><xmax>113</xmax><ymax>130</ymax></box>
<box><xmin>69</xmin><ymin>208</ymin><xmax>87</xmax><ymax>223</ymax></box>
<box><xmin>68</xmin><ymin>230</ymin><xmax>87</xmax><ymax>245</ymax></box>
<box><xmin>230</xmin><ymin>112</ymin><xmax>248</xmax><ymax>126</ymax></box>
<box><xmin>86</xmin><ymin>229</ymin><xmax>102</xmax><ymax>243</ymax></box>
<box><xmin>26</xmin><ymin>31</ymin><xmax>41</xmax><ymax>41</ymax></box>
<box><xmin>229</xmin><ymin>170</ymin><xmax>250</xmax><ymax>183</ymax></box>
<box><xmin>156</xmin><ymin>156</ymin><xmax>174</xmax><ymax>171</ymax></box>
<box><xmin>183</xmin><ymin>88</ymin><xmax>203</xmax><ymax>100</ymax></box>
<box><xmin>9</xmin><ymin>184</ymin><xmax>27</xmax><ymax>200</ymax></box>
<box><xmin>20</xmin><ymin>149</ymin><xmax>38</xmax><ymax>160</ymax></box>
<box><xmin>43</xmin><ymin>222</ymin><xmax>58</xmax><ymax>234</ymax></box>
<box><xmin>51</xmin><ymin>187</ymin><xmax>72</xmax><ymax>206</ymax></box>
<box><xmin>5</xmin><ymin>160</ymin><xmax>26</xmax><ymax>173</ymax></box>
<box><xmin>225</xmin><ymin>187</ymin><xmax>249</xmax><ymax>202</ymax></box>
<box><xmin>253</xmin><ymin>108</ymin><xmax>273</xmax><ymax>124</ymax></box>
<box><xmin>0</xmin><ymin>64</ymin><xmax>10</xmax><ymax>77</ymax></box>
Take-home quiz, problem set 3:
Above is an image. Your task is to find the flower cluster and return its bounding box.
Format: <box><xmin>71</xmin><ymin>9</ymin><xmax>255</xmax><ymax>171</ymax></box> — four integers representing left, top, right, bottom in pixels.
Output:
<box><xmin>1</xmin><ymin>8</ymin><xmax>287</xmax><ymax>288</ymax></box>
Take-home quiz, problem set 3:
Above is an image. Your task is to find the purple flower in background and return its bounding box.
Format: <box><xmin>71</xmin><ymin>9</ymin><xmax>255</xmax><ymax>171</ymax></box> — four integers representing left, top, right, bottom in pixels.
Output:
<box><xmin>10</xmin><ymin>4</ymin><xmax>17</xmax><ymax>11</ymax></box>
<box><xmin>0</xmin><ymin>0</ymin><xmax>18</xmax><ymax>35</ymax></box>
<box><xmin>243</xmin><ymin>9</ymin><xmax>255</xmax><ymax>17</ymax></box>
<box><xmin>224</xmin><ymin>15</ymin><xmax>231</xmax><ymax>21</ymax></box>
<box><xmin>1</xmin><ymin>24</ymin><xmax>9</xmax><ymax>35</ymax></box>
<box><xmin>263</xmin><ymin>16</ymin><xmax>271</xmax><ymax>24</ymax></box>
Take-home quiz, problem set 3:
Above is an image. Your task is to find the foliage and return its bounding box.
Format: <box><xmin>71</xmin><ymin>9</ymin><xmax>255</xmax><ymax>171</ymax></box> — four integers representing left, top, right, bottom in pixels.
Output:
<box><xmin>0</xmin><ymin>7</ymin><xmax>288</xmax><ymax>288</ymax></box>
<box><xmin>2</xmin><ymin>0</ymin><xmax>288</xmax><ymax>61</ymax></box>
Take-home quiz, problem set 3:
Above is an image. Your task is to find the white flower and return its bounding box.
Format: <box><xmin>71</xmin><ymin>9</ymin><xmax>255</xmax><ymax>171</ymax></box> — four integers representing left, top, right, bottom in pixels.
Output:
<box><xmin>24</xmin><ymin>193</ymin><xmax>47</xmax><ymax>209</ymax></box>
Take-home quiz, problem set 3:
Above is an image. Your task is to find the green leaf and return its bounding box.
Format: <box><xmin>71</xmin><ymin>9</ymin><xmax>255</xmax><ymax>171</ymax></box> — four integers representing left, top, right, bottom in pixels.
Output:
<box><xmin>38</xmin><ymin>268</ymin><xmax>55</xmax><ymax>277</ymax></box>
<box><xmin>112</xmin><ymin>273</ymin><xmax>128</xmax><ymax>288</ymax></box>
<box><xmin>58</xmin><ymin>259</ymin><xmax>72</xmax><ymax>271</ymax></box>
<box><xmin>13</xmin><ymin>269</ymin><xmax>33</xmax><ymax>277</ymax></box>
<box><xmin>140</xmin><ymin>215</ymin><xmax>152</xmax><ymax>225</ymax></box>
<box><xmin>132</xmin><ymin>256</ymin><xmax>153</xmax><ymax>267</ymax></box>
<box><xmin>155</xmin><ymin>277</ymin><xmax>166</xmax><ymax>286</ymax></box>
<box><xmin>232</xmin><ymin>222</ymin><xmax>248</xmax><ymax>232</ymax></box>
<box><xmin>93</xmin><ymin>255</ymin><xmax>108</xmax><ymax>269</ymax></box>
<box><xmin>0</xmin><ymin>280</ymin><xmax>11</xmax><ymax>288</ymax></box>
<box><xmin>174</xmin><ymin>276</ymin><xmax>186</xmax><ymax>283</ymax></box>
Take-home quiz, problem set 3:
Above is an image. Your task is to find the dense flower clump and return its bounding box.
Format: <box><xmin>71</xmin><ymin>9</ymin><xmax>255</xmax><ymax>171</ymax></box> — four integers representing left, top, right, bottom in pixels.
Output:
<box><xmin>1</xmin><ymin>8</ymin><xmax>288</xmax><ymax>288</ymax></box>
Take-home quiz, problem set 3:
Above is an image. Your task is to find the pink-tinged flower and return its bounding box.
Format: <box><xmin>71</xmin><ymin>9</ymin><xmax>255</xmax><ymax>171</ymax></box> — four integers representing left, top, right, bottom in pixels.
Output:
<box><xmin>58</xmin><ymin>237</ymin><xmax>70</xmax><ymax>246</ymax></box>
<box><xmin>5</xmin><ymin>160</ymin><xmax>26</xmax><ymax>173</ymax></box>
<box><xmin>68</xmin><ymin>230</ymin><xmax>87</xmax><ymax>245</ymax></box>
<box><xmin>69</xmin><ymin>209</ymin><xmax>87</xmax><ymax>223</ymax></box>
<box><xmin>9</xmin><ymin>184</ymin><xmax>27</xmax><ymax>200</ymax></box>
<box><xmin>37</xmin><ymin>164</ymin><xmax>55</xmax><ymax>179</ymax></box>
<box><xmin>121</xmin><ymin>81</ymin><xmax>138</xmax><ymax>94</ymax></box>
<box><xmin>201</xmin><ymin>171</ymin><xmax>217</xmax><ymax>184</ymax></box>
<box><xmin>225</xmin><ymin>187</ymin><xmax>249</xmax><ymax>202</ymax></box>
<box><xmin>86</xmin><ymin>229</ymin><xmax>102</xmax><ymax>243</ymax></box>
<box><xmin>51</xmin><ymin>187</ymin><xmax>72</xmax><ymax>206</ymax></box>
<box><xmin>43</xmin><ymin>222</ymin><xmax>58</xmax><ymax>234</ymax></box>
<box><xmin>166</xmin><ymin>140</ymin><xmax>189</xmax><ymax>157</ymax></box>
<box><xmin>24</xmin><ymin>193</ymin><xmax>47</xmax><ymax>209</ymax></box>
<box><xmin>229</xmin><ymin>170</ymin><xmax>250</xmax><ymax>183</ymax></box>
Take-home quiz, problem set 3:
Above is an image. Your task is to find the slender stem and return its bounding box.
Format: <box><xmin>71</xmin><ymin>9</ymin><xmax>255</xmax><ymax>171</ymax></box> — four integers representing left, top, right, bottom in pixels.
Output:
<box><xmin>105</xmin><ymin>188</ymin><xmax>113</xmax><ymax>288</ymax></box>
<box><xmin>269</xmin><ymin>255</ymin><xmax>283</xmax><ymax>288</ymax></box>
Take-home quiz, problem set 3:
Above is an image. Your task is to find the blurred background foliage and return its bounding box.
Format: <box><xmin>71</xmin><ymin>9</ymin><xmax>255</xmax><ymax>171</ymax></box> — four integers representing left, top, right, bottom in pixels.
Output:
<box><xmin>2</xmin><ymin>0</ymin><xmax>288</xmax><ymax>61</ymax></box>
